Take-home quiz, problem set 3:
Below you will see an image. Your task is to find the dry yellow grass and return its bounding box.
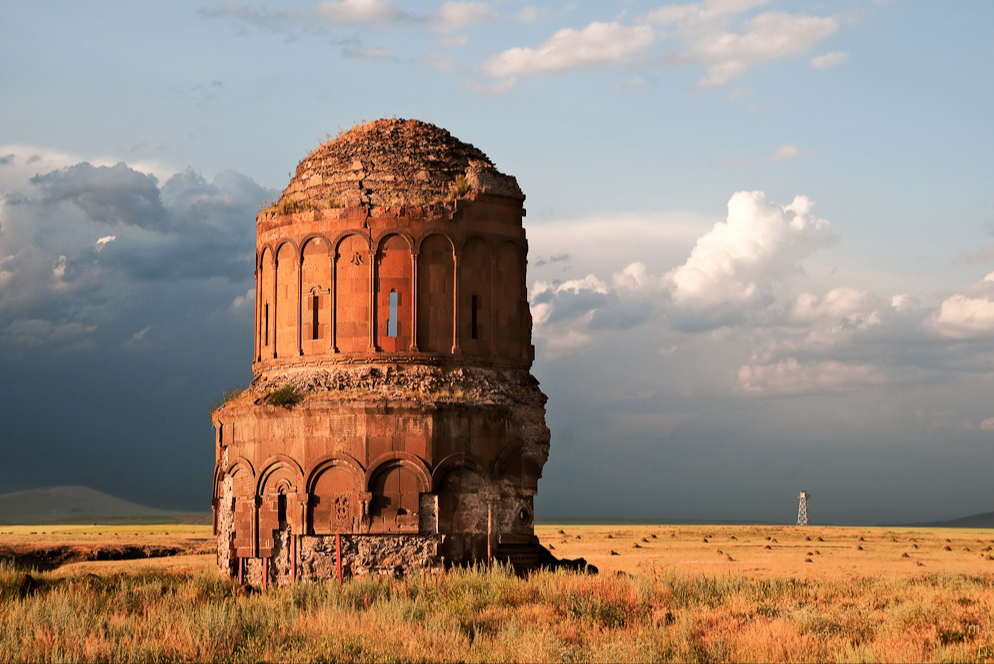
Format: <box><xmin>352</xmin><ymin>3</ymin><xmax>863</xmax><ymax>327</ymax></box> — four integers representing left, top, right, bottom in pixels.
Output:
<box><xmin>536</xmin><ymin>524</ymin><xmax>994</xmax><ymax>580</ymax></box>
<box><xmin>0</xmin><ymin>523</ymin><xmax>992</xmax><ymax>662</ymax></box>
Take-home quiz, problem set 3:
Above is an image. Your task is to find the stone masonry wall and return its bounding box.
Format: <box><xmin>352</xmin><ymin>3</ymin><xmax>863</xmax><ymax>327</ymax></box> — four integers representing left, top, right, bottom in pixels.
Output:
<box><xmin>216</xmin><ymin>446</ymin><xmax>235</xmax><ymax>576</ymax></box>
<box><xmin>299</xmin><ymin>535</ymin><xmax>442</xmax><ymax>580</ymax></box>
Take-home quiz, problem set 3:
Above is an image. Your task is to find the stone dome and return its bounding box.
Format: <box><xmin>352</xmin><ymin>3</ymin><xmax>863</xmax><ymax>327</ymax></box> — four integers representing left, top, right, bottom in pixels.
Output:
<box><xmin>277</xmin><ymin>118</ymin><xmax>523</xmax><ymax>209</ymax></box>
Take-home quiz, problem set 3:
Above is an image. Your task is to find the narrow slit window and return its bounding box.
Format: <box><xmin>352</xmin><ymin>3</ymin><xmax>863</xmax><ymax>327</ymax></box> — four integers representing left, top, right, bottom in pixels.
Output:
<box><xmin>278</xmin><ymin>493</ymin><xmax>287</xmax><ymax>523</ymax></box>
<box><xmin>388</xmin><ymin>290</ymin><xmax>398</xmax><ymax>338</ymax></box>
<box><xmin>471</xmin><ymin>294</ymin><xmax>479</xmax><ymax>340</ymax></box>
<box><xmin>312</xmin><ymin>294</ymin><xmax>319</xmax><ymax>340</ymax></box>
<box><xmin>264</xmin><ymin>303</ymin><xmax>270</xmax><ymax>346</ymax></box>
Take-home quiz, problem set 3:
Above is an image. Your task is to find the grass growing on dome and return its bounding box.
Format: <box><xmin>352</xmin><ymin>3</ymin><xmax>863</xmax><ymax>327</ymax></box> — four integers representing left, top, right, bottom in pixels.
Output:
<box><xmin>266</xmin><ymin>384</ymin><xmax>302</xmax><ymax>409</ymax></box>
<box><xmin>211</xmin><ymin>385</ymin><xmax>247</xmax><ymax>413</ymax></box>
<box><xmin>447</xmin><ymin>174</ymin><xmax>470</xmax><ymax>200</ymax></box>
<box><xmin>259</xmin><ymin>196</ymin><xmax>345</xmax><ymax>215</ymax></box>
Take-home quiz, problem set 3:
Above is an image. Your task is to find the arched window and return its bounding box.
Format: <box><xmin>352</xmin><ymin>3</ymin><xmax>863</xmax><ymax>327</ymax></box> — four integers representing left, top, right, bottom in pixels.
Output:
<box><xmin>388</xmin><ymin>290</ymin><xmax>398</xmax><ymax>338</ymax></box>
<box><xmin>312</xmin><ymin>294</ymin><xmax>320</xmax><ymax>340</ymax></box>
<box><xmin>471</xmin><ymin>294</ymin><xmax>479</xmax><ymax>340</ymax></box>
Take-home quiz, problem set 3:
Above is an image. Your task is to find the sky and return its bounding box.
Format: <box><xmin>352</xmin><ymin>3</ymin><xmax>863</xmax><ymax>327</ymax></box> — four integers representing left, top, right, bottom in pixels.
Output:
<box><xmin>1</xmin><ymin>0</ymin><xmax>993</xmax><ymax>525</ymax></box>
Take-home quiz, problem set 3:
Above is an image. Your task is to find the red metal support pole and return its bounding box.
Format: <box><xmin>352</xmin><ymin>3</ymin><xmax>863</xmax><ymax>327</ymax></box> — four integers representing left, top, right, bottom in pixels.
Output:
<box><xmin>336</xmin><ymin>533</ymin><xmax>343</xmax><ymax>585</ymax></box>
<box><xmin>291</xmin><ymin>534</ymin><xmax>297</xmax><ymax>583</ymax></box>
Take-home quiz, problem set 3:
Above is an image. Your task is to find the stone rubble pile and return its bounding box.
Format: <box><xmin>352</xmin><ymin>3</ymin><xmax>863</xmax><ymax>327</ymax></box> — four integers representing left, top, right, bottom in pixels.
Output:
<box><xmin>251</xmin><ymin>365</ymin><xmax>543</xmax><ymax>407</ymax></box>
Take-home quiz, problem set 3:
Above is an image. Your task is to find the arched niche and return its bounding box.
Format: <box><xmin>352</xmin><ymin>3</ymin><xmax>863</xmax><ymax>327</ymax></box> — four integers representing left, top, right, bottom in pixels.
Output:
<box><xmin>228</xmin><ymin>462</ymin><xmax>255</xmax><ymax>558</ymax></box>
<box><xmin>437</xmin><ymin>465</ymin><xmax>490</xmax><ymax>565</ymax></box>
<box><xmin>495</xmin><ymin>241</ymin><xmax>525</xmax><ymax>359</ymax></box>
<box><xmin>437</xmin><ymin>466</ymin><xmax>488</xmax><ymax>534</ymax></box>
<box><xmin>369</xmin><ymin>460</ymin><xmax>427</xmax><ymax>534</ymax></box>
<box><xmin>258</xmin><ymin>247</ymin><xmax>275</xmax><ymax>359</ymax></box>
<box><xmin>256</xmin><ymin>460</ymin><xmax>303</xmax><ymax>556</ymax></box>
<box><xmin>459</xmin><ymin>237</ymin><xmax>491</xmax><ymax>356</ymax></box>
<box><xmin>335</xmin><ymin>233</ymin><xmax>370</xmax><ymax>353</ymax></box>
<box><xmin>275</xmin><ymin>242</ymin><xmax>298</xmax><ymax>359</ymax></box>
<box><xmin>416</xmin><ymin>234</ymin><xmax>454</xmax><ymax>354</ymax></box>
<box><xmin>309</xmin><ymin>460</ymin><xmax>362</xmax><ymax>534</ymax></box>
<box><xmin>495</xmin><ymin>450</ymin><xmax>540</xmax><ymax>496</ymax></box>
<box><xmin>376</xmin><ymin>233</ymin><xmax>413</xmax><ymax>352</ymax></box>
<box><xmin>301</xmin><ymin>236</ymin><xmax>331</xmax><ymax>355</ymax></box>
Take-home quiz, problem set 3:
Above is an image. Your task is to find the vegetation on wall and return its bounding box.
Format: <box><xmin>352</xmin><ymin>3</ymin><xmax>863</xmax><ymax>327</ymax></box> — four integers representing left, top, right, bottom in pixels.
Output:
<box><xmin>210</xmin><ymin>385</ymin><xmax>246</xmax><ymax>413</ymax></box>
<box><xmin>266</xmin><ymin>384</ymin><xmax>302</xmax><ymax>409</ymax></box>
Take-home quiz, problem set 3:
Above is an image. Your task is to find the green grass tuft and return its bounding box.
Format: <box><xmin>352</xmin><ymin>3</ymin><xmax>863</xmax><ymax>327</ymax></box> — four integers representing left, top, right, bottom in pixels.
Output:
<box><xmin>266</xmin><ymin>384</ymin><xmax>302</xmax><ymax>409</ymax></box>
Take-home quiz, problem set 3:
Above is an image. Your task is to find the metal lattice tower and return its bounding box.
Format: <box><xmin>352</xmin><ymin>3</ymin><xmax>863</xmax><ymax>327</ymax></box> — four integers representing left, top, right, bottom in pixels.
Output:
<box><xmin>796</xmin><ymin>491</ymin><xmax>809</xmax><ymax>526</ymax></box>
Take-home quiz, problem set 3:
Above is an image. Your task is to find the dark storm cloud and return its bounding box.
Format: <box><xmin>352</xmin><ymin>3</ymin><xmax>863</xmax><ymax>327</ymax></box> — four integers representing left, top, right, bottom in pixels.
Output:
<box><xmin>0</xmin><ymin>155</ymin><xmax>276</xmax><ymax>510</ymax></box>
<box><xmin>588</xmin><ymin>294</ymin><xmax>655</xmax><ymax>330</ymax></box>
<box><xmin>20</xmin><ymin>165</ymin><xmax>270</xmax><ymax>283</ymax></box>
<box><xmin>101</xmin><ymin>230</ymin><xmax>254</xmax><ymax>282</ymax></box>
<box><xmin>31</xmin><ymin>162</ymin><xmax>169</xmax><ymax>230</ymax></box>
<box><xmin>533</xmin><ymin>253</ymin><xmax>571</xmax><ymax>268</ymax></box>
<box><xmin>161</xmin><ymin>168</ymin><xmax>264</xmax><ymax>230</ymax></box>
<box><xmin>541</xmin><ymin>288</ymin><xmax>610</xmax><ymax>325</ymax></box>
<box><xmin>0</xmin><ymin>154</ymin><xmax>15</xmax><ymax>166</ymax></box>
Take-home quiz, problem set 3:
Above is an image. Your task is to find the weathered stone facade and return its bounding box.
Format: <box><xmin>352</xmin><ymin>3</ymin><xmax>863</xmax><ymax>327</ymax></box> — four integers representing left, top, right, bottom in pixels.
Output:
<box><xmin>212</xmin><ymin>119</ymin><xmax>550</xmax><ymax>584</ymax></box>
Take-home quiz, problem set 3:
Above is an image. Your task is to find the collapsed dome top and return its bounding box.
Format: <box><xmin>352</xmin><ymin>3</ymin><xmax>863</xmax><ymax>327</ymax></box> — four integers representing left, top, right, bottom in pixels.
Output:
<box><xmin>276</xmin><ymin>118</ymin><xmax>523</xmax><ymax>210</ymax></box>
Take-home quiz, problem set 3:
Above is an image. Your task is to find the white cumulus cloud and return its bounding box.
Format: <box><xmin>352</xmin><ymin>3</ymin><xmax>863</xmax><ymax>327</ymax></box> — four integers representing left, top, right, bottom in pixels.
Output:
<box><xmin>94</xmin><ymin>235</ymin><xmax>116</xmax><ymax>252</ymax></box>
<box><xmin>645</xmin><ymin>3</ymin><xmax>840</xmax><ymax>87</ymax></box>
<box><xmin>933</xmin><ymin>296</ymin><xmax>994</xmax><ymax>338</ymax></box>
<box><xmin>482</xmin><ymin>21</ymin><xmax>654</xmax><ymax>82</ymax></box>
<box><xmin>232</xmin><ymin>287</ymin><xmax>256</xmax><ymax>310</ymax></box>
<box><xmin>811</xmin><ymin>51</ymin><xmax>849</xmax><ymax>69</ymax></box>
<box><xmin>931</xmin><ymin>271</ymin><xmax>994</xmax><ymax>338</ymax></box>
<box><xmin>642</xmin><ymin>0</ymin><xmax>770</xmax><ymax>26</ymax></box>
<box><xmin>434</xmin><ymin>1</ymin><xmax>495</xmax><ymax>31</ymax></box>
<box><xmin>316</xmin><ymin>0</ymin><xmax>404</xmax><ymax>24</ymax></box>
<box><xmin>738</xmin><ymin>358</ymin><xmax>884</xmax><ymax>394</ymax></box>
<box><xmin>771</xmin><ymin>143</ymin><xmax>814</xmax><ymax>160</ymax></box>
<box><xmin>517</xmin><ymin>7</ymin><xmax>539</xmax><ymax>23</ymax></box>
<box><xmin>666</xmin><ymin>191</ymin><xmax>836</xmax><ymax>310</ymax></box>
<box><xmin>792</xmin><ymin>288</ymin><xmax>880</xmax><ymax>326</ymax></box>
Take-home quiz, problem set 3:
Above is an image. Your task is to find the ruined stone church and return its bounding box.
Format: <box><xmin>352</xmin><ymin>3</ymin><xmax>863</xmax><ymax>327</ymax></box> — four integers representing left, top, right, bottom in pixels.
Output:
<box><xmin>211</xmin><ymin>119</ymin><xmax>550</xmax><ymax>585</ymax></box>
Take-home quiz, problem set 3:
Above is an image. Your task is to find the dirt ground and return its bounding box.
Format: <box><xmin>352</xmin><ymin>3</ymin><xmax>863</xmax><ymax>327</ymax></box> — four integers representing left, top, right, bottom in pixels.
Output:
<box><xmin>2</xmin><ymin>523</ymin><xmax>993</xmax><ymax>580</ymax></box>
<box><xmin>534</xmin><ymin>523</ymin><xmax>994</xmax><ymax>580</ymax></box>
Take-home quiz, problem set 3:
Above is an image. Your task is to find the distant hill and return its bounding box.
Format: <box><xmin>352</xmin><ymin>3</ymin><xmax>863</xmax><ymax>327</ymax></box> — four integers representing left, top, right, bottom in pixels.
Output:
<box><xmin>910</xmin><ymin>512</ymin><xmax>994</xmax><ymax>529</ymax></box>
<box><xmin>0</xmin><ymin>486</ymin><xmax>201</xmax><ymax>525</ymax></box>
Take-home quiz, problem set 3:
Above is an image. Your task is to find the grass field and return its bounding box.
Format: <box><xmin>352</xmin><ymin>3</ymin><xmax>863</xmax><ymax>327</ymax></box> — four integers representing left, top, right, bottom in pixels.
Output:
<box><xmin>1</xmin><ymin>524</ymin><xmax>993</xmax><ymax>662</ymax></box>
